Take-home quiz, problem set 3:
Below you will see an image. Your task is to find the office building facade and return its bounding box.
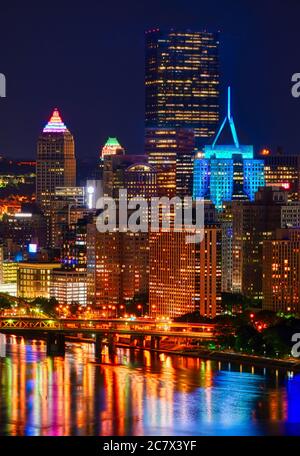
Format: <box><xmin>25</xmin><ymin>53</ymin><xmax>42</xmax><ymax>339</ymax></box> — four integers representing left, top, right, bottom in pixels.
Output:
<box><xmin>263</xmin><ymin>228</ymin><xmax>300</xmax><ymax>313</ymax></box>
<box><xmin>232</xmin><ymin>188</ymin><xmax>287</xmax><ymax>302</ymax></box>
<box><xmin>146</xmin><ymin>127</ymin><xmax>195</xmax><ymax>197</ymax></box>
<box><xmin>263</xmin><ymin>152</ymin><xmax>300</xmax><ymax>201</ymax></box>
<box><xmin>86</xmin><ymin>223</ymin><xmax>149</xmax><ymax>311</ymax></box>
<box><xmin>17</xmin><ymin>262</ymin><xmax>60</xmax><ymax>299</ymax></box>
<box><xmin>149</xmin><ymin>227</ymin><xmax>222</xmax><ymax>319</ymax></box>
<box><xmin>145</xmin><ymin>28</ymin><xmax>220</xmax><ymax>144</ymax></box>
<box><xmin>50</xmin><ymin>268</ymin><xmax>87</xmax><ymax>306</ymax></box>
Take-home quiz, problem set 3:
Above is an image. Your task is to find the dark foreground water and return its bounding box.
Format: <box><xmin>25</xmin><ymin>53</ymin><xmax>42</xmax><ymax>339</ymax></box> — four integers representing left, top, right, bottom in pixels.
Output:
<box><xmin>0</xmin><ymin>336</ymin><xmax>300</xmax><ymax>436</ymax></box>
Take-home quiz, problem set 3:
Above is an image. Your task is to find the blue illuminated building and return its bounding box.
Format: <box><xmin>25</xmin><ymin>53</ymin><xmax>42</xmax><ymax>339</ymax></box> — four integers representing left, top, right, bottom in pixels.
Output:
<box><xmin>193</xmin><ymin>87</ymin><xmax>265</xmax><ymax>210</ymax></box>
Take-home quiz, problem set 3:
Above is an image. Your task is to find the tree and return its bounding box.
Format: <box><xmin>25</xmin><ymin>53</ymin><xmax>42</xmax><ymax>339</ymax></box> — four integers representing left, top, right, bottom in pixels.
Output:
<box><xmin>174</xmin><ymin>311</ymin><xmax>210</xmax><ymax>323</ymax></box>
<box><xmin>0</xmin><ymin>296</ymin><xmax>13</xmax><ymax>310</ymax></box>
<box><xmin>32</xmin><ymin>297</ymin><xmax>58</xmax><ymax>317</ymax></box>
<box><xmin>262</xmin><ymin>318</ymin><xmax>300</xmax><ymax>357</ymax></box>
<box><xmin>235</xmin><ymin>324</ymin><xmax>264</xmax><ymax>354</ymax></box>
<box><xmin>221</xmin><ymin>292</ymin><xmax>259</xmax><ymax>314</ymax></box>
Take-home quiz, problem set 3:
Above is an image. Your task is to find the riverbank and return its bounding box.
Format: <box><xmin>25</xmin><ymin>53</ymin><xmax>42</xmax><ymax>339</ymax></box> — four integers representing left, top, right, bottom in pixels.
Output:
<box><xmin>175</xmin><ymin>348</ymin><xmax>300</xmax><ymax>372</ymax></box>
<box><xmin>115</xmin><ymin>341</ymin><xmax>300</xmax><ymax>372</ymax></box>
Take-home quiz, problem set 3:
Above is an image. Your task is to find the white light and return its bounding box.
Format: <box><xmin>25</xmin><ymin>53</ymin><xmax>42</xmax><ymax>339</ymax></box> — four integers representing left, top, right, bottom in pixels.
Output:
<box><xmin>87</xmin><ymin>186</ymin><xmax>94</xmax><ymax>194</ymax></box>
<box><xmin>15</xmin><ymin>213</ymin><xmax>32</xmax><ymax>218</ymax></box>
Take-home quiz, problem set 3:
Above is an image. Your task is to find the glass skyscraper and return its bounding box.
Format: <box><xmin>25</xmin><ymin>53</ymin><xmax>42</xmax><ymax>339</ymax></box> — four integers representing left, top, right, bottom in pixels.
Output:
<box><xmin>145</xmin><ymin>28</ymin><xmax>220</xmax><ymax>145</ymax></box>
<box><xmin>193</xmin><ymin>87</ymin><xmax>265</xmax><ymax>210</ymax></box>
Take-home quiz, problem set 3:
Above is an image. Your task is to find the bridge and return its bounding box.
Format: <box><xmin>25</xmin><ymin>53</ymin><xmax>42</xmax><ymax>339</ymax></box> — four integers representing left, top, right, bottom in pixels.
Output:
<box><xmin>0</xmin><ymin>316</ymin><xmax>222</xmax><ymax>357</ymax></box>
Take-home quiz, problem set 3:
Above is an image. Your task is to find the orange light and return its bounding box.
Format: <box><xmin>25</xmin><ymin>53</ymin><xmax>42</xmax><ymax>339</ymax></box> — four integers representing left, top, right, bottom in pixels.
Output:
<box><xmin>260</xmin><ymin>148</ymin><xmax>270</xmax><ymax>156</ymax></box>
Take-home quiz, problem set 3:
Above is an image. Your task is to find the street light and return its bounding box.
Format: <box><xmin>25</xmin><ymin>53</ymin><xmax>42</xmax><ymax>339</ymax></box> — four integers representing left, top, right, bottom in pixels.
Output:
<box><xmin>151</xmin><ymin>304</ymin><xmax>157</xmax><ymax>319</ymax></box>
<box><xmin>119</xmin><ymin>305</ymin><xmax>124</xmax><ymax>317</ymax></box>
<box><xmin>137</xmin><ymin>304</ymin><xmax>143</xmax><ymax>317</ymax></box>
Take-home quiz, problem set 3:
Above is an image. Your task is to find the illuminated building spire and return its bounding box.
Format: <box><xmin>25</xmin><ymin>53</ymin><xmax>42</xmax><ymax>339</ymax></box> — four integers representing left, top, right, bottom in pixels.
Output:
<box><xmin>212</xmin><ymin>86</ymin><xmax>240</xmax><ymax>149</ymax></box>
<box><xmin>101</xmin><ymin>137</ymin><xmax>124</xmax><ymax>157</ymax></box>
<box><xmin>43</xmin><ymin>108</ymin><xmax>68</xmax><ymax>133</ymax></box>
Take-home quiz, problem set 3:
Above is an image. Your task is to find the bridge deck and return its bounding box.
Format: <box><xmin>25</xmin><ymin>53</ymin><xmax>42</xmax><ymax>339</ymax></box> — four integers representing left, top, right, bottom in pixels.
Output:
<box><xmin>0</xmin><ymin>317</ymin><xmax>220</xmax><ymax>340</ymax></box>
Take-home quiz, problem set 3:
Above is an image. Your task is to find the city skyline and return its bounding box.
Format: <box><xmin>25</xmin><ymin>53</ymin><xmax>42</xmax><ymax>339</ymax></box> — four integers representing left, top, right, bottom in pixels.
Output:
<box><xmin>1</xmin><ymin>0</ymin><xmax>300</xmax><ymax>160</ymax></box>
<box><xmin>1</xmin><ymin>1</ymin><xmax>300</xmax><ymax>442</ymax></box>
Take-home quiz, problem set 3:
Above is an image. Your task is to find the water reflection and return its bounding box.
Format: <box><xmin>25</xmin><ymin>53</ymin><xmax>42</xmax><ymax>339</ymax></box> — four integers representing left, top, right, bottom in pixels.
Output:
<box><xmin>0</xmin><ymin>336</ymin><xmax>299</xmax><ymax>436</ymax></box>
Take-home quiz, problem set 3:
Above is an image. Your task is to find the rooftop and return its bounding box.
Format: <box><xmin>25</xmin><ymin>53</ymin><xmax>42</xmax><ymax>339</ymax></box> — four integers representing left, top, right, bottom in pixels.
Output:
<box><xmin>43</xmin><ymin>108</ymin><xmax>68</xmax><ymax>133</ymax></box>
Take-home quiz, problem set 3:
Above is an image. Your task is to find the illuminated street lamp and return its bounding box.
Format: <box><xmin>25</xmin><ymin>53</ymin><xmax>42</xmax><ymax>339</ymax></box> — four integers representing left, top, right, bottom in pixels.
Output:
<box><xmin>137</xmin><ymin>304</ymin><xmax>143</xmax><ymax>317</ymax></box>
<box><xmin>151</xmin><ymin>304</ymin><xmax>157</xmax><ymax>319</ymax></box>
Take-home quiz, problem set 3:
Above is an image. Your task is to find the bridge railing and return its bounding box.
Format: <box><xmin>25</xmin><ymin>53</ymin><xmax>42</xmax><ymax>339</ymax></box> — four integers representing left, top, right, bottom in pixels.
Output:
<box><xmin>0</xmin><ymin>316</ymin><xmax>220</xmax><ymax>337</ymax></box>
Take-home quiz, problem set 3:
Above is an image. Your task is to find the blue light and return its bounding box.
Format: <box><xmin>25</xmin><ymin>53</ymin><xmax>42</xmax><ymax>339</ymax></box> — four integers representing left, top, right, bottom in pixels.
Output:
<box><xmin>243</xmin><ymin>160</ymin><xmax>265</xmax><ymax>201</ymax></box>
<box><xmin>192</xmin><ymin>86</ymin><xmax>265</xmax><ymax>211</ymax></box>
<box><xmin>28</xmin><ymin>243</ymin><xmax>37</xmax><ymax>254</ymax></box>
<box><xmin>14</xmin><ymin>252</ymin><xmax>23</xmax><ymax>262</ymax></box>
<box><xmin>193</xmin><ymin>158</ymin><xmax>209</xmax><ymax>199</ymax></box>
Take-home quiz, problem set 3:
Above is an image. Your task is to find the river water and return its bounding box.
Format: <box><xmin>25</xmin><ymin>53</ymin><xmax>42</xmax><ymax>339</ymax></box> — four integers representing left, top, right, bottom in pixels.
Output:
<box><xmin>0</xmin><ymin>336</ymin><xmax>299</xmax><ymax>436</ymax></box>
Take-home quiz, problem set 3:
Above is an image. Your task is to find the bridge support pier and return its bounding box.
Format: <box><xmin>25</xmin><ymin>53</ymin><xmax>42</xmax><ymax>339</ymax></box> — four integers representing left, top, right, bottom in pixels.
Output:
<box><xmin>95</xmin><ymin>333</ymin><xmax>104</xmax><ymax>358</ymax></box>
<box><xmin>130</xmin><ymin>335</ymin><xmax>136</xmax><ymax>347</ymax></box>
<box><xmin>129</xmin><ymin>335</ymin><xmax>145</xmax><ymax>349</ymax></box>
<box><xmin>136</xmin><ymin>336</ymin><xmax>145</xmax><ymax>348</ymax></box>
<box><xmin>46</xmin><ymin>333</ymin><xmax>65</xmax><ymax>356</ymax></box>
<box><xmin>108</xmin><ymin>335</ymin><xmax>117</xmax><ymax>356</ymax></box>
<box><xmin>150</xmin><ymin>336</ymin><xmax>161</xmax><ymax>350</ymax></box>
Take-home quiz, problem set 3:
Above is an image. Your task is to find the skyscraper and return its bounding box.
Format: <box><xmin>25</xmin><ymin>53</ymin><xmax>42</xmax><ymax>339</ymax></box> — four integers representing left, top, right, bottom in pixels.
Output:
<box><xmin>101</xmin><ymin>137</ymin><xmax>125</xmax><ymax>158</ymax></box>
<box><xmin>51</xmin><ymin>186</ymin><xmax>86</xmax><ymax>249</ymax></box>
<box><xmin>125</xmin><ymin>164</ymin><xmax>157</xmax><ymax>201</ymax></box>
<box><xmin>232</xmin><ymin>187</ymin><xmax>287</xmax><ymax>302</ymax></box>
<box><xmin>149</xmin><ymin>227</ymin><xmax>222</xmax><ymax>319</ymax></box>
<box><xmin>193</xmin><ymin>88</ymin><xmax>265</xmax><ymax>211</ymax></box>
<box><xmin>87</xmin><ymin>151</ymin><xmax>155</xmax><ymax>311</ymax></box>
<box><xmin>262</xmin><ymin>151</ymin><xmax>300</xmax><ymax>201</ymax></box>
<box><xmin>281</xmin><ymin>202</ymin><xmax>300</xmax><ymax>228</ymax></box>
<box><xmin>99</xmin><ymin>137</ymin><xmax>125</xmax><ymax>180</ymax></box>
<box><xmin>86</xmin><ymin>222</ymin><xmax>149</xmax><ymax>311</ymax></box>
<box><xmin>36</xmin><ymin>109</ymin><xmax>76</xmax><ymax>217</ymax></box>
<box><xmin>145</xmin><ymin>28</ymin><xmax>220</xmax><ymax>145</ymax></box>
<box><xmin>103</xmin><ymin>152</ymin><xmax>148</xmax><ymax>199</ymax></box>
<box><xmin>146</xmin><ymin>127</ymin><xmax>195</xmax><ymax>197</ymax></box>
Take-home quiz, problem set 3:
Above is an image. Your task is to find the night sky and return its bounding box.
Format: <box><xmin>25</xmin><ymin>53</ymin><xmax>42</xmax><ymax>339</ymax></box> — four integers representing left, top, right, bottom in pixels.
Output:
<box><xmin>0</xmin><ymin>0</ymin><xmax>300</xmax><ymax>160</ymax></box>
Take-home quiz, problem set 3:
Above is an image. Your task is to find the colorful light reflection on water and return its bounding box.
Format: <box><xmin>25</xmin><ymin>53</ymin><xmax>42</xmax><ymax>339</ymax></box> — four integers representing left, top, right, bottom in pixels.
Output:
<box><xmin>0</xmin><ymin>336</ymin><xmax>300</xmax><ymax>436</ymax></box>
